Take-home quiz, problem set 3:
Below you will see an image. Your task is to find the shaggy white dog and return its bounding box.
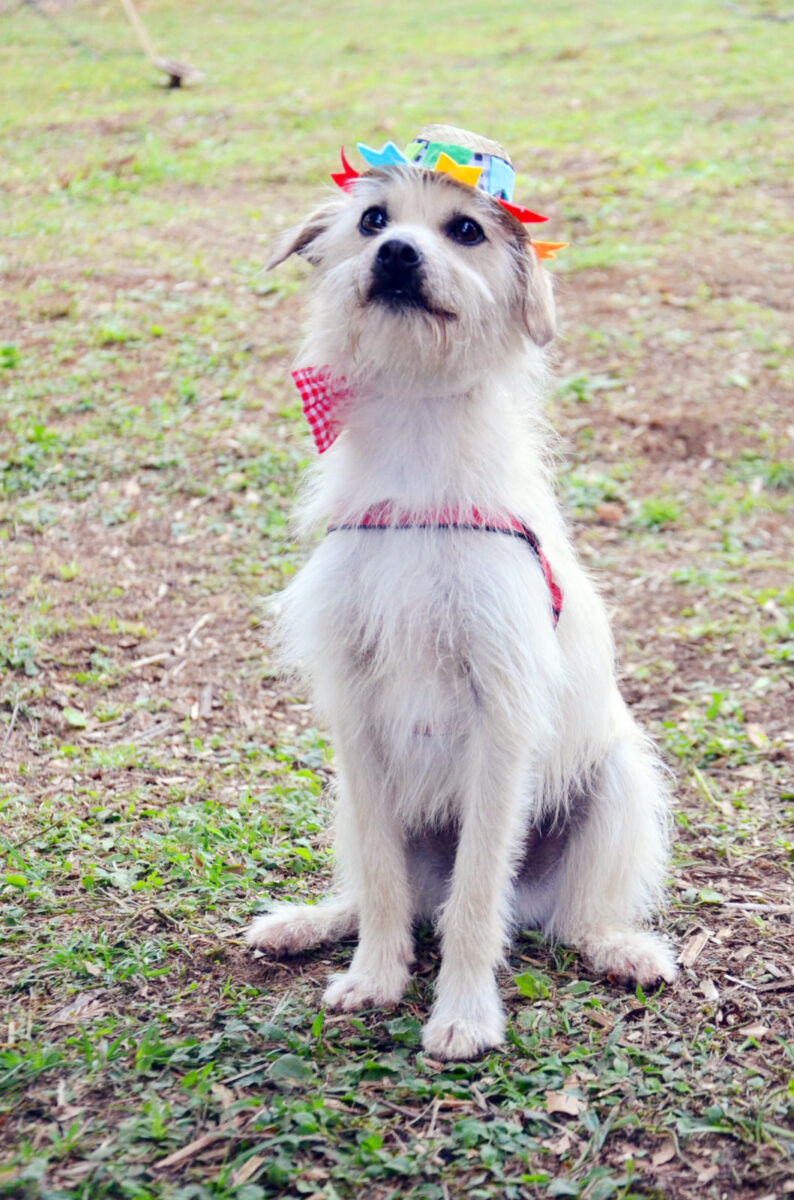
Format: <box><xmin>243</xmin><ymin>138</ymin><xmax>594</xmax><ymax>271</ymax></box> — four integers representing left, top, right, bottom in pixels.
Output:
<box><xmin>247</xmin><ymin>127</ymin><xmax>676</xmax><ymax>1060</ymax></box>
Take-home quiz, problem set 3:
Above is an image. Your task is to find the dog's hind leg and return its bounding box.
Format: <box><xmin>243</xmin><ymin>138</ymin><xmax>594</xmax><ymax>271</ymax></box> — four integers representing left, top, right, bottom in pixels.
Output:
<box><xmin>246</xmin><ymin>897</ymin><xmax>357</xmax><ymax>956</ymax></box>
<box><xmin>543</xmin><ymin>729</ymin><xmax>678</xmax><ymax>987</ymax></box>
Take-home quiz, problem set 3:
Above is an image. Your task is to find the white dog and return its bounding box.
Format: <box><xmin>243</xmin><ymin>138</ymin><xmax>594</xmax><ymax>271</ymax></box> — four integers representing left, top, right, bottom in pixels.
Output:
<box><xmin>247</xmin><ymin>126</ymin><xmax>676</xmax><ymax>1060</ymax></box>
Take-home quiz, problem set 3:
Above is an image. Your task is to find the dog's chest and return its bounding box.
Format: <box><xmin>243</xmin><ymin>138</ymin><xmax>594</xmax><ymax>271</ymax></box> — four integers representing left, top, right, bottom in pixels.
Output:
<box><xmin>322</xmin><ymin>531</ymin><xmax>477</xmax><ymax>669</ymax></box>
<box><xmin>286</xmin><ymin>526</ymin><xmax>557</xmax><ymax>702</ymax></box>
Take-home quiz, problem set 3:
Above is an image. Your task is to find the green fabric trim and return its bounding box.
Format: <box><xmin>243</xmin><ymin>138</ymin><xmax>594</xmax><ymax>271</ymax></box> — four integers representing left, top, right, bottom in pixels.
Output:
<box><xmin>404</xmin><ymin>140</ymin><xmax>474</xmax><ymax>168</ymax></box>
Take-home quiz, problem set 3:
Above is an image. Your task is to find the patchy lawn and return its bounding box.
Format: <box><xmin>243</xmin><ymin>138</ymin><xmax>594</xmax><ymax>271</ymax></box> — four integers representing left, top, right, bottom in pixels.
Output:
<box><xmin>1</xmin><ymin>1</ymin><xmax>792</xmax><ymax>1198</ymax></box>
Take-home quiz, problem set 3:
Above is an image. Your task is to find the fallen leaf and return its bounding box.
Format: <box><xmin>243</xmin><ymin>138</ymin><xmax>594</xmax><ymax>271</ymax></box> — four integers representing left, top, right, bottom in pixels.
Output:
<box><xmin>210</xmin><ymin>1083</ymin><xmax>236</xmax><ymax>1110</ymax></box>
<box><xmin>56</xmin><ymin>1162</ymin><xmax>95</xmax><ymax>1183</ymax></box>
<box><xmin>697</xmin><ymin>1164</ymin><xmax>720</xmax><ymax>1184</ymax></box>
<box><xmin>652</xmin><ymin>1140</ymin><xmax>676</xmax><ymax>1167</ymax></box>
<box><xmin>49</xmin><ymin>993</ymin><xmax>107</xmax><ymax>1026</ymax></box>
<box><xmin>595</xmin><ymin>501</ymin><xmax>625</xmax><ymax>525</ymax></box>
<box><xmin>739</xmin><ymin>1022</ymin><xmax>769</xmax><ymax>1040</ymax></box>
<box><xmin>154</xmin><ymin>1127</ymin><xmax>232</xmax><ymax>1171</ymax></box>
<box><xmin>746</xmin><ymin>723</ymin><xmax>769</xmax><ymax>748</ymax></box>
<box><xmin>546</xmin><ymin>1132</ymin><xmax>572</xmax><ymax>1156</ymax></box>
<box><xmin>699</xmin><ymin>979</ymin><xmax>719</xmax><ymax>1002</ymax></box>
<box><xmin>82</xmin><ymin>961</ymin><xmax>103</xmax><ymax>979</ymax></box>
<box><xmin>230</xmin><ymin>1155</ymin><xmax>265</xmax><ymax>1186</ymax></box>
<box><xmin>679</xmin><ymin>928</ymin><xmax>710</xmax><ymax>968</ymax></box>
<box><xmin>199</xmin><ymin>683</ymin><xmax>213</xmax><ymax>718</ymax></box>
<box><xmin>545</xmin><ymin>1090</ymin><xmax>586</xmax><ymax>1116</ymax></box>
<box><xmin>55</xmin><ymin>1104</ymin><xmax>86</xmax><ymax>1121</ymax></box>
<box><xmin>661</xmin><ymin>292</ymin><xmax>694</xmax><ymax>308</ymax></box>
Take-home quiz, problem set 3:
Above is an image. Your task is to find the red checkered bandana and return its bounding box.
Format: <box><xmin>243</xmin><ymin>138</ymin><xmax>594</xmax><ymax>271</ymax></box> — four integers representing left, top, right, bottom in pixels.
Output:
<box><xmin>291</xmin><ymin>366</ymin><xmax>351</xmax><ymax>454</ymax></box>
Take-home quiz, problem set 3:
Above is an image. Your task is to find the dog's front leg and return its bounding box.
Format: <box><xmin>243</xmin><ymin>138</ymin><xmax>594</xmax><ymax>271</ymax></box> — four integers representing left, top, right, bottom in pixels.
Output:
<box><xmin>322</xmin><ymin>736</ymin><xmax>414</xmax><ymax>1012</ymax></box>
<box><xmin>422</xmin><ymin>742</ymin><xmax>526</xmax><ymax>1060</ymax></box>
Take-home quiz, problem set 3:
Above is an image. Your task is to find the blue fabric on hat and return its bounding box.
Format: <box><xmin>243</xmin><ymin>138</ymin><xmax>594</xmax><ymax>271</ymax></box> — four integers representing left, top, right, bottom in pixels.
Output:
<box><xmin>357</xmin><ymin>141</ymin><xmax>410</xmax><ymax>167</ymax></box>
<box><xmin>486</xmin><ymin>156</ymin><xmax>516</xmax><ymax>202</ymax></box>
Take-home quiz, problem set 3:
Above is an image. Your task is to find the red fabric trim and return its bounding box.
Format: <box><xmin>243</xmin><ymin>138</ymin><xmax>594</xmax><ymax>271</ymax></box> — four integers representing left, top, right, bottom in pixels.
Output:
<box><xmin>331</xmin><ymin>146</ymin><xmax>361</xmax><ymax>192</ymax></box>
<box><xmin>496</xmin><ymin>198</ymin><xmax>549</xmax><ymax>224</ymax></box>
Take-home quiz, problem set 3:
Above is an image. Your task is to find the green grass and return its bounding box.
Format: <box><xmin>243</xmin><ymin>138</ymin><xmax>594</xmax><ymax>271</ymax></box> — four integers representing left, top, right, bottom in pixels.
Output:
<box><xmin>1</xmin><ymin>1</ymin><xmax>793</xmax><ymax>1197</ymax></box>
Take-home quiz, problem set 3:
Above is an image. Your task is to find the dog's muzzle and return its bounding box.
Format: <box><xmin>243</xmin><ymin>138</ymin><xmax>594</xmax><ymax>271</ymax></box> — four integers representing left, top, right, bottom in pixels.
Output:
<box><xmin>368</xmin><ymin>237</ymin><xmax>428</xmax><ymax>310</ymax></box>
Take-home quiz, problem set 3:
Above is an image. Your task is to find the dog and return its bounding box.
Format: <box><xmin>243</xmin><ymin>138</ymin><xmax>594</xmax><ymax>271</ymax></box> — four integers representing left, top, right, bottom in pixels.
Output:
<box><xmin>246</xmin><ymin>125</ymin><xmax>677</xmax><ymax>1061</ymax></box>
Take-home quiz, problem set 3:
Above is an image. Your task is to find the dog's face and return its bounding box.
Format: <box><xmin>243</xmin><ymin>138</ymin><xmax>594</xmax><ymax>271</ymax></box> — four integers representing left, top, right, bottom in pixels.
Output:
<box><xmin>270</xmin><ymin>167</ymin><xmax>556</xmax><ymax>392</ymax></box>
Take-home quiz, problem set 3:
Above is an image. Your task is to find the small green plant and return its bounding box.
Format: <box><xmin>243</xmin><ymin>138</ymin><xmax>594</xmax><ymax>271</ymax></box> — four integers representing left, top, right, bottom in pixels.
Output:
<box><xmin>563</xmin><ymin>471</ymin><xmax>628</xmax><ymax>513</ymax></box>
<box><xmin>0</xmin><ymin>635</ymin><xmax>39</xmax><ymax>676</ymax></box>
<box><xmin>556</xmin><ymin>372</ymin><xmax>619</xmax><ymax>404</ymax></box>
<box><xmin>635</xmin><ymin>495</ymin><xmax>682</xmax><ymax>528</ymax></box>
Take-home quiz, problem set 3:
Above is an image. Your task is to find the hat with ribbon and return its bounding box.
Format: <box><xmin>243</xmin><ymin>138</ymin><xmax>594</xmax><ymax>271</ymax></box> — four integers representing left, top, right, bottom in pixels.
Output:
<box><xmin>331</xmin><ymin>123</ymin><xmax>568</xmax><ymax>261</ymax></box>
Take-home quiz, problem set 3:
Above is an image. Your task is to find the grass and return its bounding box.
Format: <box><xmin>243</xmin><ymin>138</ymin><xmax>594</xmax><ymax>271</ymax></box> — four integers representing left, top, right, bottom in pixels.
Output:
<box><xmin>1</xmin><ymin>0</ymin><xmax>793</xmax><ymax>1197</ymax></box>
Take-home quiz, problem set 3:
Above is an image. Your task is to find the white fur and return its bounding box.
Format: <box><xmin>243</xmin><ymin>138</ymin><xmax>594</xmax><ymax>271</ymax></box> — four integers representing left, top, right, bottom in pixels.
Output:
<box><xmin>247</xmin><ymin>163</ymin><xmax>676</xmax><ymax>1059</ymax></box>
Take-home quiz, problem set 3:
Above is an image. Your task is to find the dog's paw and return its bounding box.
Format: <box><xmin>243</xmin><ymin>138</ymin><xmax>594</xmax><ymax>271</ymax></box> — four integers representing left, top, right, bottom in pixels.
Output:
<box><xmin>322</xmin><ymin>967</ymin><xmax>409</xmax><ymax>1012</ymax></box>
<box><xmin>246</xmin><ymin>908</ymin><xmax>320</xmax><ymax>956</ymax></box>
<box><xmin>421</xmin><ymin>1009</ymin><xmax>505</xmax><ymax>1061</ymax></box>
<box><xmin>246</xmin><ymin>900</ymin><xmax>357</xmax><ymax>957</ymax></box>
<box><xmin>584</xmin><ymin>929</ymin><xmax>678</xmax><ymax>988</ymax></box>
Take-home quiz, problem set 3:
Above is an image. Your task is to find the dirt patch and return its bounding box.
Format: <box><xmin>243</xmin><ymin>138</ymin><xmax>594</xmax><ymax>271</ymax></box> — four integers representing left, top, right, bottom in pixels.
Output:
<box><xmin>2</xmin><ymin>195</ymin><xmax>792</xmax><ymax>1200</ymax></box>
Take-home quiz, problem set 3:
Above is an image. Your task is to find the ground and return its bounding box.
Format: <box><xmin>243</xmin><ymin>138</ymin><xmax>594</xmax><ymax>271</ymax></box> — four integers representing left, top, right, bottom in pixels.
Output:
<box><xmin>1</xmin><ymin>1</ymin><xmax>792</xmax><ymax>1198</ymax></box>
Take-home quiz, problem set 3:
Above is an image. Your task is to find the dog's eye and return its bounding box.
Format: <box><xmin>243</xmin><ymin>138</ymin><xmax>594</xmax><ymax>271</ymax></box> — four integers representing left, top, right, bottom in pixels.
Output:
<box><xmin>360</xmin><ymin>206</ymin><xmax>389</xmax><ymax>235</ymax></box>
<box><xmin>446</xmin><ymin>216</ymin><xmax>486</xmax><ymax>246</ymax></box>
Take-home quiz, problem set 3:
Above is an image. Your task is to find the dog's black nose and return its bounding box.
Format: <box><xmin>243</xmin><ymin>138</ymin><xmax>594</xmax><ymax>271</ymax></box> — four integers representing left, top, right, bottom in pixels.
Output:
<box><xmin>369</xmin><ymin>237</ymin><xmax>428</xmax><ymax>311</ymax></box>
<box><xmin>375</xmin><ymin>238</ymin><xmax>423</xmax><ymax>277</ymax></box>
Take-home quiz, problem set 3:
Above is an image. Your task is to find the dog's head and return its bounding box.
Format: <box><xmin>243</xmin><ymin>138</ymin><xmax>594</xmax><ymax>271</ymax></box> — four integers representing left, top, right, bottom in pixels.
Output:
<box><xmin>269</xmin><ymin>128</ymin><xmax>558</xmax><ymax>391</ymax></box>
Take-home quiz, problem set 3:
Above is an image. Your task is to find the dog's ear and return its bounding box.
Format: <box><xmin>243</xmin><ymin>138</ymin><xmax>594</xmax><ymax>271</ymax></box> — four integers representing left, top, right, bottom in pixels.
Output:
<box><xmin>523</xmin><ymin>252</ymin><xmax>557</xmax><ymax>347</ymax></box>
<box><xmin>266</xmin><ymin>201</ymin><xmax>341</xmax><ymax>270</ymax></box>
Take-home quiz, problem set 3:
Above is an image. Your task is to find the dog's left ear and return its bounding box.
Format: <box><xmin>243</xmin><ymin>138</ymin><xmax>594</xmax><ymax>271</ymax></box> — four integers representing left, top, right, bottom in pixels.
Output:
<box><xmin>523</xmin><ymin>252</ymin><xmax>557</xmax><ymax>347</ymax></box>
<box><xmin>266</xmin><ymin>200</ymin><xmax>342</xmax><ymax>270</ymax></box>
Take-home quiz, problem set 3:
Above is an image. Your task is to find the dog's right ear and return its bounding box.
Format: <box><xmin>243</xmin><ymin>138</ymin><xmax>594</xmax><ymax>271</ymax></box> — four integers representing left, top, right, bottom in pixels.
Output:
<box><xmin>266</xmin><ymin>201</ymin><xmax>342</xmax><ymax>270</ymax></box>
<box><xmin>523</xmin><ymin>251</ymin><xmax>557</xmax><ymax>347</ymax></box>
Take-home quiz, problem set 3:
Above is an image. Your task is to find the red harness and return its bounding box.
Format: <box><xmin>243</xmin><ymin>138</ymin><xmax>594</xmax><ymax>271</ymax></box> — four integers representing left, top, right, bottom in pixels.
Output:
<box><xmin>290</xmin><ymin>368</ymin><xmax>563</xmax><ymax>627</ymax></box>
<box><xmin>328</xmin><ymin>502</ymin><xmax>563</xmax><ymax>627</ymax></box>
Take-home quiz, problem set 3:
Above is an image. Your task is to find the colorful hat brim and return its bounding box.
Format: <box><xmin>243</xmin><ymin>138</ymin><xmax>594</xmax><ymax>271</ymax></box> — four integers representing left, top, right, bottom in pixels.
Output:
<box><xmin>330</xmin><ymin>145</ymin><xmax>557</xmax><ymax>232</ymax></box>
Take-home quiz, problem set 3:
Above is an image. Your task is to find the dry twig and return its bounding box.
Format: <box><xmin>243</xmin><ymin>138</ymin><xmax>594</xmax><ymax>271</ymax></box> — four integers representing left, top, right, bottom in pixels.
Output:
<box><xmin>118</xmin><ymin>0</ymin><xmax>202</xmax><ymax>87</ymax></box>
